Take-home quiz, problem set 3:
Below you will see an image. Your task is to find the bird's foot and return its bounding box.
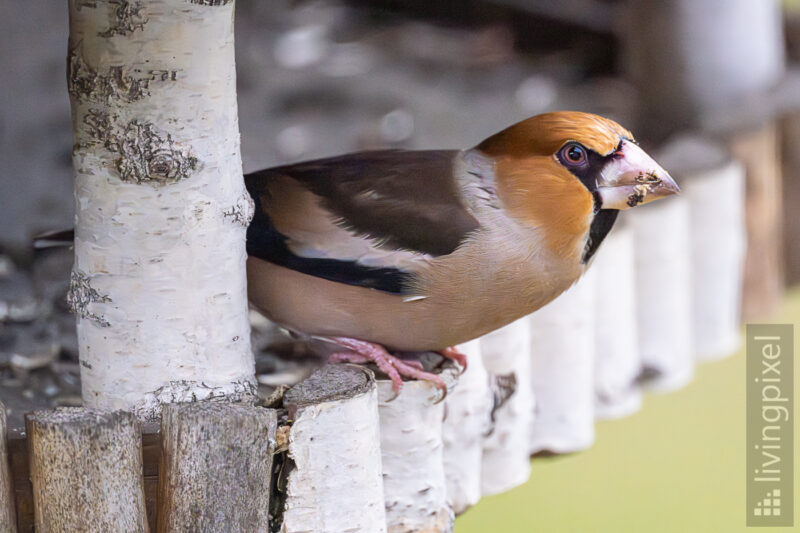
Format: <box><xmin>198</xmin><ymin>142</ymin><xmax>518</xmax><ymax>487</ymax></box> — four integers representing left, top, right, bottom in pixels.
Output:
<box><xmin>437</xmin><ymin>346</ymin><xmax>468</xmax><ymax>372</ymax></box>
<box><xmin>328</xmin><ymin>337</ymin><xmax>446</xmax><ymax>400</ymax></box>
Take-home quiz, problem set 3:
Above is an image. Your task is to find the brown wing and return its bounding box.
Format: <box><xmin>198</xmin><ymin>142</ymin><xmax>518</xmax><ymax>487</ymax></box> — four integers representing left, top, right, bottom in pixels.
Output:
<box><xmin>244</xmin><ymin>150</ymin><xmax>480</xmax><ymax>294</ymax></box>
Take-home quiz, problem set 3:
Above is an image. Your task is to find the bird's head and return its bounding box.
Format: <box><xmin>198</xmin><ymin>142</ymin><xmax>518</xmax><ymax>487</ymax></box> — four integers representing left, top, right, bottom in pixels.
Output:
<box><xmin>472</xmin><ymin>111</ymin><xmax>679</xmax><ymax>262</ymax></box>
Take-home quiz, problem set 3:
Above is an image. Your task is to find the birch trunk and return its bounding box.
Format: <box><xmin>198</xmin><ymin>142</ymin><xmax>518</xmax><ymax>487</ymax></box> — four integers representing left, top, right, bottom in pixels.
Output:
<box><xmin>378</xmin><ymin>360</ymin><xmax>460</xmax><ymax>533</ymax></box>
<box><xmin>660</xmin><ymin>135</ymin><xmax>746</xmax><ymax>360</ymax></box>
<box><xmin>67</xmin><ymin>0</ymin><xmax>255</xmax><ymax>417</ymax></box>
<box><xmin>629</xmin><ymin>197</ymin><xmax>694</xmax><ymax>392</ymax></box>
<box><xmin>529</xmin><ymin>271</ymin><xmax>596</xmax><ymax>455</ymax></box>
<box><xmin>441</xmin><ymin>340</ymin><xmax>490</xmax><ymax>514</ymax></box>
<box><xmin>281</xmin><ymin>365</ymin><xmax>387</xmax><ymax>533</ymax></box>
<box><xmin>592</xmin><ymin>224</ymin><xmax>642</xmax><ymax>419</ymax></box>
<box><xmin>480</xmin><ymin>318</ymin><xmax>534</xmax><ymax>495</ymax></box>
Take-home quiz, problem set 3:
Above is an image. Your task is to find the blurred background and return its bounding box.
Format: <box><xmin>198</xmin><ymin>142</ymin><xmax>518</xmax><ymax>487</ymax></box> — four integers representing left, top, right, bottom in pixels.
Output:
<box><xmin>1</xmin><ymin>0</ymin><xmax>799</xmax><ymax>531</ymax></box>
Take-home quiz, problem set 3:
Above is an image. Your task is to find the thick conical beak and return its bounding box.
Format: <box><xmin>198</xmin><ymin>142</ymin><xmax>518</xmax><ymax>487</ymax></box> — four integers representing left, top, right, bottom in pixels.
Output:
<box><xmin>597</xmin><ymin>140</ymin><xmax>680</xmax><ymax>210</ymax></box>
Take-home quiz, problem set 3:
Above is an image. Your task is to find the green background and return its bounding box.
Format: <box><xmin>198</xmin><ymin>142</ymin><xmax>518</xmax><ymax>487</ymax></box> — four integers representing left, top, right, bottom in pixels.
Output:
<box><xmin>457</xmin><ymin>288</ymin><xmax>799</xmax><ymax>532</ymax></box>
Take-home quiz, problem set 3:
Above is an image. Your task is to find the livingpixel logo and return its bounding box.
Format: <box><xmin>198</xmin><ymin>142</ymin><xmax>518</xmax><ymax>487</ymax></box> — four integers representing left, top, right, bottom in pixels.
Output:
<box><xmin>746</xmin><ymin>325</ymin><xmax>794</xmax><ymax>527</ymax></box>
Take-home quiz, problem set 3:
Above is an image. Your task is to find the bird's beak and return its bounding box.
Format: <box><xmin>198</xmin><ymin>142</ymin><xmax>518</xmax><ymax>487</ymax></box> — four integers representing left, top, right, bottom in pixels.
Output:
<box><xmin>596</xmin><ymin>140</ymin><xmax>680</xmax><ymax>210</ymax></box>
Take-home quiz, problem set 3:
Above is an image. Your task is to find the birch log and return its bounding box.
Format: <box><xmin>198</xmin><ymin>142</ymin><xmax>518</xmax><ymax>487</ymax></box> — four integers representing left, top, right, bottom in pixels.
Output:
<box><xmin>282</xmin><ymin>365</ymin><xmax>386</xmax><ymax>533</ymax></box>
<box><xmin>529</xmin><ymin>270</ymin><xmax>596</xmax><ymax>455</ymax></box>
<box><xmin>157</xmin><ymin>403</ymin><xmax>277</xmax><ymax>533</ymax></box>
<box><xmin>442</xmin><ymin>340</ymin><xmax>490</xmax><ymax>514</ymax></box>
<box><xmin>591</xmin><ymin>223</ymin><xmax>642</xmax><ymax>420</ymax></box>
<box><xmin>480</xmin><ymin>318</ymin><xmax>534</xmax><ymax>495</ymax></box>
<box><xmin>629</xmin><ymin>197</ymin><xmax>694</xmax><ymax>392</ymax></box>
<box><xmin>67</xmin><ymin>0</ymin><xmax>255</xmax><ymax>417</ymax></box>
<box><xmin>26</xmin><ymin>408</ymin><xmax>147</xmax><ymax>533</ymax></box>
<box><xmin>0</xmin><ymin>402</ymin><xmax>15</xmax><ymax>533</ymax></box>
<box><xmin>378</xmin><ymin>358</ymin><xmax>460</xmax><ymax>533</ymax></box>
<box><xmin>660</xmin><ymin>135</ymin><xmax>746</xmax><ymax>360</ymax></box>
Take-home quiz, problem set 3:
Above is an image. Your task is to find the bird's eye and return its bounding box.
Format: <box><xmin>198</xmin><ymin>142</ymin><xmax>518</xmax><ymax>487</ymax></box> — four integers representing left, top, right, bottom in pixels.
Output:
<box><xmin>560</xmin><ymin>143</ymin><xmax>587</xmax><ymax>166</ymax></box>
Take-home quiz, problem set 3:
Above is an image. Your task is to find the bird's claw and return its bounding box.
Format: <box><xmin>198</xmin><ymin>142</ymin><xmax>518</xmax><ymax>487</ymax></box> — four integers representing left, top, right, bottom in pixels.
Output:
<box><xmin>328</xmin><ymin>337</ymin><xmax>448</xmax><ymax>402</ymax></box>
<box><xmin>438</xmin><ymin>346</ymin><xmax>468</xmax><ymax>373</ymax></box>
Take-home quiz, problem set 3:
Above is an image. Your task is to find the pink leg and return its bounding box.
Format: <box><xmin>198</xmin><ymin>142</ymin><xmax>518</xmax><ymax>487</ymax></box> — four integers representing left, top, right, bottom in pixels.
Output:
<box><xmin>437</xmin><ymin>346</ymin><xmax>468</xmax><ymax>371</ymax></box>
<box><xmin>328</xmin><ymin>337</ymin><xmax>446</xmax><ymax>398</ymax></box>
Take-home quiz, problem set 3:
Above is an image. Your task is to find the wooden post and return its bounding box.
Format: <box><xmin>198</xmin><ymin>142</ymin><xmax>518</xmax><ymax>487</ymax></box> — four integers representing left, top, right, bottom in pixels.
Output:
<box><xmin>660</xmin><ymin>134</ymin><xmax>747</xmax><ymax>359</ymax></box>
<box><xmin>480</xmin><ymin>318</ymin><xmax>534</xmax><ymax>495</ymax></box>
<box><xmin>782</xmin><ymin>111</ymin><xmax>800</xmax><ymax>285</ymax></box>
<box><xmin>0</xmin><ymin>402</ymin><xmax>16</xmax><ymax>533</ymax></box>
<box><xmin>529</xmin><ymin>271</ymin><xmax>596</xmax><ymax>455</ymax></box>
<box><xmin>442</xmin><ymin>340</ymin><xmax>490</xmax><ymax>514</ymax></box>
<box><xmin>25</xmin><ymin>408</ymin><xmax>147</xmax><ymax>532</ymax></box>
<box><xmin>591</xmin><ymin>223</ymin><xmax>642</xmax><ymax>419</ymax></box>
<box><xmin>730</xmin><ymin>123</ymin><xmax>785</xmax><ymax>318</ymax></box>
<box><xmin>157</xmin><ymin>403</ymin><xmax>277</xmax><ymax>533</ymax></box>
<box><xmin>629</xmin><ymin>196</ymin><xmax>694</xmax><ymax>392</ymax></box>
<box><xmin>67</xmin><ymin>0</ymin><xmax>256</xmax><ymax>418</ymax></box>
<box><xmin>282</xmin><ymin>365</ymin><xmax>386</xmax><ymax>533</ymax></box>
<box><xmin>378</xmin><ymin>358</ymin><xmax>460</xmax><ymax>533</ymax></box>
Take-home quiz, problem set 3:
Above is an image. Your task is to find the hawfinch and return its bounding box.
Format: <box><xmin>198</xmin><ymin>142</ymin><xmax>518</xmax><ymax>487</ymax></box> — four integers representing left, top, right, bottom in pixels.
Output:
<box><xmin>245</xmin><ymin>111</ymin><xmax>679</xmax><ymax>393</ymax></box>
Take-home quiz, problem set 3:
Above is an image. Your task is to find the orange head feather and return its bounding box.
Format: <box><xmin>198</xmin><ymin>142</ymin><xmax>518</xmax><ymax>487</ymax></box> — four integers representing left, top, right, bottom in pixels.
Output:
<box><xmin>474</xmin><ymin>111</ymin><xmax>635</xmax><ymax>262</ymax></box>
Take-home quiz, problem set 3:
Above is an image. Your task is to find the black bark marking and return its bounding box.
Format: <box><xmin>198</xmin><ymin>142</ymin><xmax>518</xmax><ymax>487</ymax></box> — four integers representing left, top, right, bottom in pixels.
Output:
<box><xmin>190</xmin><ymin>0</ymin><xmax>234</xmax><ymax>5</ymax></box>
<box><xmin>83</xmin><ymin>109</ymin><xmax>200</xmax><ymax>185</ymax></box>
<box><xmin>99</xmin><ymin>1</ymin><xmax>147</xmax><ymax>37</ymax></box>
<box><xmin>67</xmin><ymin>270</ymin><xmax>112</xmax><ymax>327</ymax></box>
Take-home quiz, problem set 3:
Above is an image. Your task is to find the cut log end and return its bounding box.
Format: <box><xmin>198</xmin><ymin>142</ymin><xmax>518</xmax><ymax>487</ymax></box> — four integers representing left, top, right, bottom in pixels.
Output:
<box><xmin>284</xmin><ymin>363</ymin><xmax>374</xmax><ymax>412</ymax></box>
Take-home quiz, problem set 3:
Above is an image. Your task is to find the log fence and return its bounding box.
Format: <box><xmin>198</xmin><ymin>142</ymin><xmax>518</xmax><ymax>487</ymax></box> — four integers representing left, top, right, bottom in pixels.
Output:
<box><xmin>4</xmin><ymin>0</ymin><xmax>795</xmax><ymax>530</ymax></box>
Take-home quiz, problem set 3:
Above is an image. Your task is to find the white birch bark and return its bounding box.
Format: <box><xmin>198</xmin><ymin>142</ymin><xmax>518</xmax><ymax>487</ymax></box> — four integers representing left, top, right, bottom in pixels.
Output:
<box><xmin>480</xmin><ymin>318</ymin><xmax>534</xmax><ymax>495</ymax></box>
<box><xmin>67</xmin><ymin>0</ymin><xmax>255</xmax><ymax>417</ymax></box>
<box><xmin>441</xmin><ymin>340</ymin><xmax>490</xmax><ymax>514</ymax></box>
<box><xmin>660</xmin><ymin>135</ymin><xmax>746</xmax><ymax>360</ymax></box>
<box><xmin>282</xmin><ymin>366</ymin><xmax>386</xmax><ymax>533</ymax></box>
<box><xmin>378</xmin><ymin>369</ymin><xmax>458</xmax><ymax>533</ymax></box>
<box><xmin>529</xmin><ymin>270</ymin><xmax>596</xmax><ymax>454</ymax></box>
<box><xmin>592</xmin><ymin>224</ymin><xmax>642</xmax><ymax>420</ymax></box>
<box><xmin>629</xmin><ymin>197</ymin><xmax>694</xmax><ymax>392</ymax></box>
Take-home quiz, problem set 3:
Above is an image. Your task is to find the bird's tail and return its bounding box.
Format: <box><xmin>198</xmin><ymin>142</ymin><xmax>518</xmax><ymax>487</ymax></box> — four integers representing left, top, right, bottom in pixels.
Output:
<box><xmin>33</xmin><ymin>229</ymin><xmax>75</xmax><ymax>250</ymax></box>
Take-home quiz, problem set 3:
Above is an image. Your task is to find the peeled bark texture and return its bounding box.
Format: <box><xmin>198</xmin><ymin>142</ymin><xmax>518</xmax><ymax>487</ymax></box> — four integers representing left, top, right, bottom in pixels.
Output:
<box><xmin>282</xmin><ymin>365</ymin><xmax>387</xmax><ymax>533</ymax></box>
<box><xmin>68</xmin><ymin>0</ymin><xmax>255</xmax><ymax>417</ymax></box>
<box><xmin>441</xmin><ymin>340</ymin><xmax>490</xmax><ymax>514</ymax></box>
<box><xmin>783</xmin><ymin>111</ymin><xmax>800</xmax><ymax>285</ymax></box>
<box><xmin>529</xmin><ymin>271</ymin><xmax>596</xmax><ymax>455</ymax></box>
<box><xmin>660</xmin><ymin>135</ymin><xmax>746</xmax><ymax>360</ymax></box>
<box><xmin>591</xmin><ymin>224</ymin><xmax>642</xmax><ymax>420</ymax></box>
<box><xmin>480</xmin><ymin>318</ymin><xmax>534</xmax><ymax>495</ymax></box>
<box><xmin>25</xmin><ymin>408</ymin><xmax>147</xmax><ymax>533</ymax></box>
<box><xmin>157</xmin><ymin>402</ymin><xmax>276</xmax><ymax>533</ymax></box>
<box><xmin>630</xmin><ymin>197</ymin><xmax>694</xmax><ymax>392</ymax></box>
<box><xmin>0</xmin><ymin>402</ymin><xmax>15</xmax><ymax>532</ymax></box>
<box><xmin>378</xmin><ymin>362</ymin><xmax>460</xmax><ymax>533</ymax></box>
<box><xmin>625</xmin><ymin>0</ymin><xmax>785</xmax><ymax>140</ymax></box>
<box><xmin>730</xmin><ymin>122</ymin><xmax>784</xmax><ymax>319</ymax></box>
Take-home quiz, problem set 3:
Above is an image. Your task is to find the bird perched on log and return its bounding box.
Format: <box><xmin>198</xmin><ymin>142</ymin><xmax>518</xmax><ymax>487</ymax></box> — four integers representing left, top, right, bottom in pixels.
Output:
<box><xmin>244</xmin><ymin>111</ymin><xmax>679</xmax><ymax>394</ymax></box>
<box><xmin>38</xmin><ymin>112</ymin><xmax>677</xmax><ymax>395</ymax></box>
